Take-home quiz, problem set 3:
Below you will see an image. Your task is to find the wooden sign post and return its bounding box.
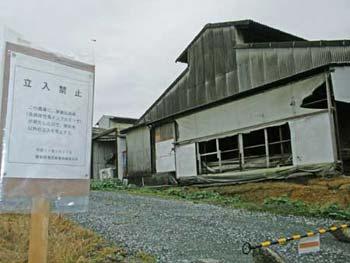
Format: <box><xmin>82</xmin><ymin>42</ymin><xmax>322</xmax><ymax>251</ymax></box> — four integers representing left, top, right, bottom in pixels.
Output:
<box><xmin>28</xmin><ymin>198</ymin><xmax>50</xmax><ymax>263</ymax></box>
<box><xmin>0</xmin><ymin>41</ymin><xmax>94</xmax><ymax>262</ymax></box>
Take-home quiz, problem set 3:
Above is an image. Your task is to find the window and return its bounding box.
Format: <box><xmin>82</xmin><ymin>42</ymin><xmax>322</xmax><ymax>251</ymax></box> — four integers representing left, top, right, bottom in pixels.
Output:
<box><xmin>267</xmin><ymin>124</ymin><xmax>292</xmax><ymax>167</ymax></box>
<box><xmin>196</xmin><ymin>124</ymin><xmax>292</xmax><ymax>175</ymax></box>
<box><xmin>243</xmin><ymin>130</ymin><xmax>266</xmax><ymax>169</ymax></box>
<box><xmin>198</xmin><ymin>139</ymin><xmax>219</xmax><ymax>174</ymax></box>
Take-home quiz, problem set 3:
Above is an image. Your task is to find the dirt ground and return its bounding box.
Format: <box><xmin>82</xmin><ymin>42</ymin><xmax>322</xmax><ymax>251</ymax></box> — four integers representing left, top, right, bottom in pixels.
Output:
<box><xmin>207</xmin><ymin>176</ymin><xmax>350</xmax><ymax>208</ymax></box>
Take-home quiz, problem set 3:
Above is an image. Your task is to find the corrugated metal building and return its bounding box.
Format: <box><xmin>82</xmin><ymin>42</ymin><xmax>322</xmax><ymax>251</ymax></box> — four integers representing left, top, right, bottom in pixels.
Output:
<box><xmin>122</xmin><ymin>20</ymin><xmax>350</xmax><ymax>184</ymax></box>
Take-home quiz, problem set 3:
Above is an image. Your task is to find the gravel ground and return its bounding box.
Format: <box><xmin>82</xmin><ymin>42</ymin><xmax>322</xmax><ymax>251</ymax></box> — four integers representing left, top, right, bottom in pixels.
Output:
<box><xmin>70</xmin><ymin>191</ymin><xmax>350</xmax><ymax>263</ymax></box>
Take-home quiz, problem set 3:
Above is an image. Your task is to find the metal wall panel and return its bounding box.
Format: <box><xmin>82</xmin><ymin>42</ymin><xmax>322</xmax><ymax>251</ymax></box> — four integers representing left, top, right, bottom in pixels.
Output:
<box><xmin>126</xmin><ymin>126</ymin><xmax>152</xmax><ymax>177</ymax></box>
<box><xmin>262</xmin><ymin>49</ymin><xmax>279</xmax><ymax>82</ymax></box>
<box><xmin>237</xmin><ymin>50</ymin><xmax>251</xmax><ymax>92</ymax></box>
<box><xmin>236</xmin><ymin>46</ymin><xmax>350</xmax><ymax>91</ymax></box>
<box><xmin>293</xmin><ymin>47</ymin><xmax>312</xmax><ymax>73</ymax></box>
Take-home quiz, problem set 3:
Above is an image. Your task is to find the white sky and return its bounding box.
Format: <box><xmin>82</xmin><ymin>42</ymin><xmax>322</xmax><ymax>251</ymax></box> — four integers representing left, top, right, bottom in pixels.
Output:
<box><xmin>1</xmin><ymin>0</ymin><xmax>349</xmax><ymax>123</ymax></box>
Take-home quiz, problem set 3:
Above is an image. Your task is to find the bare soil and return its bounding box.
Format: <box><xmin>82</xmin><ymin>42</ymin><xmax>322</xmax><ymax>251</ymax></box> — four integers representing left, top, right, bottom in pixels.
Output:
<box><xmin>207</xmin><ymin>176</ymin><xmax>350</xmax><ymax>207</ymax></box>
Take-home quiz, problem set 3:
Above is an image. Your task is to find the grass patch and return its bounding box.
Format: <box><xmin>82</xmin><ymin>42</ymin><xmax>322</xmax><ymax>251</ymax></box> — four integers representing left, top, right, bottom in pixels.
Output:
<box><xmin>90</xmin><ymin>179</ymin><xmax>127</xmax><ymax>191</ymax></box>
<box><xmin>263</xmin><ymin>195</ymin><xmax>350</xmax><ymax>219</ymax></box>
<box><xmin>160</xmin><ymin>188</ymin><xmax>350</xmax><ymax>220</ymax></box>
<box><xmin>0</xmin><ymin>213</ymin><xmax>156</xmax><ymax>263</ymax></box>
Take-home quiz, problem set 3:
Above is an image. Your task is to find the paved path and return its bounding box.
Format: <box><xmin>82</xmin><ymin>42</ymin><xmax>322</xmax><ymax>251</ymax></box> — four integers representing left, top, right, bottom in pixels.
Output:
<box><xmin>71</xmin><ymin>191</ymin><xmax>350</xmax><ymax>263</ymax></box>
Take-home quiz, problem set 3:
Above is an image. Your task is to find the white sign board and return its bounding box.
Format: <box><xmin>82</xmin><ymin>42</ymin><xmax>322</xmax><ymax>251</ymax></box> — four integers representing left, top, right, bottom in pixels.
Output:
<box><xmin>1</xmin><ymin>50</ymin><xmax>94</xmax><ymax>180</ymax></box>
<box><xmin>298</xmin><ymin>234</ymin><xmax>320</xmax><ymax>255</ymax></box>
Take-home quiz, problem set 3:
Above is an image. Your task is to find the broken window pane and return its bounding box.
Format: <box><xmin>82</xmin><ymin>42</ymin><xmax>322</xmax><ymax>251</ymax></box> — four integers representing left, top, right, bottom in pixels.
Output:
<box><xmin>267</xmin><ymin>123</ymin><xmax>292</xmax><ymax>167</ymax></box>
<box><xmin>243</xmin><ymin>130</ymin><xmax>266</xmax><ymax>169</ymax></box>
<box><xmin>219</xmin><ymin>135</ymin><xmax>240</xmax><ymax>171</ymax></box>
<box><xmin>196</xmin><ymin>124</ymin><xmax>293</xmax><ymax>175</ymax></box>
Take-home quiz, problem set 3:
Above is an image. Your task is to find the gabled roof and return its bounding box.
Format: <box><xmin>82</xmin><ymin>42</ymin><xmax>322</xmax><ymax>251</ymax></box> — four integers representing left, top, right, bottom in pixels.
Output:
<box><xmin>176</xmin><ymin>19</ymin><xmax>306</xmax><ymax>63</ymax></box>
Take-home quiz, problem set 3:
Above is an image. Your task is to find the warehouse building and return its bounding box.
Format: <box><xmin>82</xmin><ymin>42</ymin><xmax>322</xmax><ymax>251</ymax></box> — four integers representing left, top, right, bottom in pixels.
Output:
<box><xmin>122</xmin><ymin>20</ymin><xmax>350</xmax><ymax>185</ymax></box>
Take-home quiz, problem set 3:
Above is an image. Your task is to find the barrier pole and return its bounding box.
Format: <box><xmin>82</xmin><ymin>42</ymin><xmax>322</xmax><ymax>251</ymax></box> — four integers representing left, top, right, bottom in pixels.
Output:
<box><xmin>242</xmin><ymin>223</ymin><xmax>349</xmax><ymax>255</ymax></box>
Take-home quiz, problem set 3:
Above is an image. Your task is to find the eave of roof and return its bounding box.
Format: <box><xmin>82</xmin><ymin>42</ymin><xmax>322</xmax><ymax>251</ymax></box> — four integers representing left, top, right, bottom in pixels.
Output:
<box><xmin>110</xmin><ymin>116</ymin><xmax>138</xmax><ymax>124</ymax></box>
<box><xmin>235</xmin><ymin>39</ymin><xmax>350</xmax><ymax>49</ymax></box>
<box><xmin>121</xmin><ymin>62</ymin><xmax>350</xmax><ymax>134</ymax></box>
<box><xmin>136</xmin><ymin>67</ymin><xmax>189</xmax><ymax>125</ymax></box>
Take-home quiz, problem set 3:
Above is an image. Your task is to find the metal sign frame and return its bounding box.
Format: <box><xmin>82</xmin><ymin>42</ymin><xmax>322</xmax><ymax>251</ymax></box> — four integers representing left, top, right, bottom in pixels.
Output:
<box><xmin>0</xmin><ymin>42</ymin><xmax>95</xmax><ymax>198</ymax></box>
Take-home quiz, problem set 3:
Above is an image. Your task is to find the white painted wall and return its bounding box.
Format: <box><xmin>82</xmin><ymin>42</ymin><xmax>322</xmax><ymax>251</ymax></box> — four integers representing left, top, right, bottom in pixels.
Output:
<box><xmin>156</xmin><ymin>139</ymin><xmax>175</xmax><ymax>173</ymax></box>
<box><xmin>290</xmin><ymin>112</ymin><xmax>336</xmax><ymax>165</ymax></box>
<box><xmin>176</xmin><ymin>74</ymin><xmax>326</xmax><ymax>142</ymax></box>
<box><xmin>175</xmin><ymin>143</ymin><xmax>197</xmax><ymax>178</ymax></box>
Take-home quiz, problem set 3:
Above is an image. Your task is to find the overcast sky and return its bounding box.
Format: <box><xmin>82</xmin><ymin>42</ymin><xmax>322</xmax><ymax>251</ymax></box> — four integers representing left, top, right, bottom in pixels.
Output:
<box><xmin>1</xmin><ymin>0</ymin><xmax>349</xmax><ymax>123</ymax></box>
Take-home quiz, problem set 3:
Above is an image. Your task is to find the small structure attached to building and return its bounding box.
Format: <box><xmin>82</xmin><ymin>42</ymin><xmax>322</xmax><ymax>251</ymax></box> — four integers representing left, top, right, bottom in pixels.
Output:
<box><xmin>92</xmin><ymin>115</ymin><xmax>137</xmax><ymax>180</ymax></box>
<box><xmin>122</xmin><ymin>19</ymin><xmax>350</xmax><ymax>185</ymax></box>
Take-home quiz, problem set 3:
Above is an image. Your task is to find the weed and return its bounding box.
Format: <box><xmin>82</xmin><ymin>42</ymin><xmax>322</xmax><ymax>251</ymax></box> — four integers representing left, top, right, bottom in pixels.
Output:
<box><xmin>90</xmin><ymin>179</ymin><xmax>126</xmax><ymax>191</ymax></box>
